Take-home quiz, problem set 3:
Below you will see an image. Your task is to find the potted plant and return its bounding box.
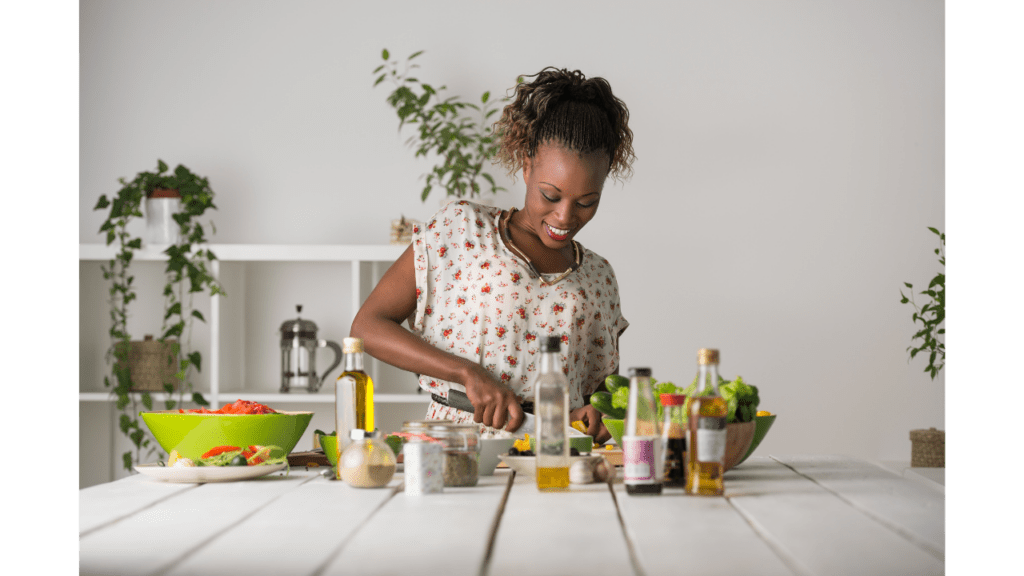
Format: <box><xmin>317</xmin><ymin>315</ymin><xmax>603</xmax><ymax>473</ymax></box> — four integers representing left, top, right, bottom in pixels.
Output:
<box><xmin>899</xmin><ymin>226</ymin><xmax>944</xmax><ymax>467</ymax></box>
<box><xmin>94</xmin><ymin>160</ymin><xmax>225</xmax><ymax>471</ymax></box>
<box><xmin>373</xmin><ymin>48</ymin><xmax>509</xmax><ymax>204</ymax></box>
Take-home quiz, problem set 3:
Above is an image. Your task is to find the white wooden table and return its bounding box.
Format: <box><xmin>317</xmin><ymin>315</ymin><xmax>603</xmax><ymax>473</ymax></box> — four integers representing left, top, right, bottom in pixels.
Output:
<box><xmin>79</xmin><ymin>455</ymin><xmax>944</xmax><ymax>576</ymax></box>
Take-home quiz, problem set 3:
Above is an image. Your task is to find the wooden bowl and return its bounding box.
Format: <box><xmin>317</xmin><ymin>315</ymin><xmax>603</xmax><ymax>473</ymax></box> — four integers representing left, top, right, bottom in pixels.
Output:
<box><xmin>724</xmin><ymin>421</ymin><xmax>756</xmax><ymax>471</ymax></box>
<box><xmin>603</xmin><ymin>418</ymin><xmax>755</xmax><ymax>472</ymax></box>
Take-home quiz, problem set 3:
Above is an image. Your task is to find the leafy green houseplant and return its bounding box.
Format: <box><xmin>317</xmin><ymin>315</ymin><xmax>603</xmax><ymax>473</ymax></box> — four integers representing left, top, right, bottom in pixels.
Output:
<box><xmin>374</xmin><ymin>49</ymin><xmax>508</xmax><ymax>202</ymax></box>
<box><xmin>94</xmin><ymin>160</ymin><xmax>224</xmax><ymax>470</ymax></box>
<box><xmin>900</xmin><ymin>227</ymin><xmax>945</xmax><ymax>380</ymax></box>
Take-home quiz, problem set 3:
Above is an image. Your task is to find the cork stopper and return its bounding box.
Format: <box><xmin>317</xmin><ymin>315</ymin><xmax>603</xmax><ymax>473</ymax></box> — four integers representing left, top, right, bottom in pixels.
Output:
<box><xmin>343</xmin><ymin>337</ymin><xmax>364</xmax><ymax>354</ymax></box>
<box><xmin>697</xmin><ymin>348</ymin><xmax>720</xmax><ymax>366</ymax></box>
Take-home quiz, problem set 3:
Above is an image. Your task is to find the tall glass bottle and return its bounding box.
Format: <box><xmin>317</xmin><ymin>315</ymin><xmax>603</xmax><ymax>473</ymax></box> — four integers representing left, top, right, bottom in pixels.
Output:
<box><xmin>535</xmin><ymin>335</ymin><xmax>570</xmax><ymax>491</ymax></box>
<box><xmin>623</xmin><ymin>367</ymin><xmax>662</xmax><ymax>495</ymax></box>
<box><xmin>686</xmin><ymin>348</ymin><xmax>728</xmax><ymax>496</ymax></box>
<box><xmin>337</xmin><ymin>337</ymin><xmax>374</xmax><ymax>432</ymax></box>
<box><xmin>660</xmin><ymin>393</ymin><xmax>687</xmax><ymax>488</ymax></box>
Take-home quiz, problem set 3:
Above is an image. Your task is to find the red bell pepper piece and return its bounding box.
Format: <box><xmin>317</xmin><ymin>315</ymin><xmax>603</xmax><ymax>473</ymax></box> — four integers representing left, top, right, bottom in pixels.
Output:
<box><xmin>201</xmin><ymin>445</ymin><xmax>241</xmax><ymax>459</ymax></box>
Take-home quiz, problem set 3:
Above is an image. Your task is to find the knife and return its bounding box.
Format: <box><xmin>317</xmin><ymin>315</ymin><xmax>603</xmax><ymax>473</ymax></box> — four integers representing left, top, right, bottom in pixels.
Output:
<box><xmin>446</xmin><ymin>389</ymin><xmax>536</xmax><ymax>438</ymax></box>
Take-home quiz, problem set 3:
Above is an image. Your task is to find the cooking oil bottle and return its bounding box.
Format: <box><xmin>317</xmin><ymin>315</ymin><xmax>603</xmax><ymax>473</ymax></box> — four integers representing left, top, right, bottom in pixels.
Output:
<box><xmin>686</xmin><ymin>348</ymin><xmax>728</xmax><ymax>496</ymax></box>
<box><xmin>535</xmin><ymin>336</ymin><xmax>570</xmax><ymax>490</ymax></box>
<box><xmin>338</xmin><ymin>337</ymin><xmax>374</xmax><ymax>432</ymax></box>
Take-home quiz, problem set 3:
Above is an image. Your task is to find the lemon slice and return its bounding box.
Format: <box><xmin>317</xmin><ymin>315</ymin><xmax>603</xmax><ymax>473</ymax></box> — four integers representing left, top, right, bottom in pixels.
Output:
<box><xmin>570</xmin><ymin>420</ymin><xmax>588</xmax><ymax>434</ymax></box>
<box><xmin>167</xmin><ymin>449</ymin><xmax>182</xmax><ymax>466</ymax></box>
<box><xmin>756</xmin><ymin>410</ymin><xmax>773</xmax><ymax>417</ymax></box>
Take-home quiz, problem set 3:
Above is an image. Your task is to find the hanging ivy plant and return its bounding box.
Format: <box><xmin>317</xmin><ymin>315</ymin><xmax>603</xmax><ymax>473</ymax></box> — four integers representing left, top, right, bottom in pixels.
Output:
<box><xmin>94</xmin><ymin>160</ymin><xmax>225</xmax><ymax>471</ymax></box>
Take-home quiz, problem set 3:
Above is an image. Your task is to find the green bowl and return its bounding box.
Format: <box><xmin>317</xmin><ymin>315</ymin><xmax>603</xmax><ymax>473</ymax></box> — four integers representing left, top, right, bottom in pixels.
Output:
<box><xmin>319</xmin><ymin>433</ymin><xmax>339</xmax><ymax>467</ymax></box>
<box><xmin>603</xmin><ymin>418</ymin><xmax>625</xmax><ymax>447</ymax></box>
<box><xmin>737</xmin><ymin>414</ymin><xmax>777</xmax><ymax>465</ymax></box>
<box><xmin>140</xmin><ymin>410</ymin><xmax>313</xmax><ymax>461</ymax></box>
<box><xmin>319</xmin><ymin>433</ymin><xmax>404</xmax><ymax>467</ymax></box>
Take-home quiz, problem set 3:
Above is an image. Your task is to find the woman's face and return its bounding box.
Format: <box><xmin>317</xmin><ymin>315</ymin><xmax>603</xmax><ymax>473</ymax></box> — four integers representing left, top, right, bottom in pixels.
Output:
<box><xmin>519</xmin><ymin>142</ymin><xmax>611</xmax><ymax>249</ymax></box>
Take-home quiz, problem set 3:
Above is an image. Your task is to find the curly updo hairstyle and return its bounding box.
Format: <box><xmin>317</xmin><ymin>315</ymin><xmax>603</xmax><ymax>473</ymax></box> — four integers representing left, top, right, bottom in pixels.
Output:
<box><xmin>494</xmin><ymin>67</ymin><xmax>635</xmax><ymax>181</ymax></box>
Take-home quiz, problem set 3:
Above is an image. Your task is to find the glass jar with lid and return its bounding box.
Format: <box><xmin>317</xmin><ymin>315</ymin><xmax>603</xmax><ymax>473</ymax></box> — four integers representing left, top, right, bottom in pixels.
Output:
<box><xmin>403</xmin><ymin>419</ymin><xmax>480</xmax><ymax>487</ymax></box>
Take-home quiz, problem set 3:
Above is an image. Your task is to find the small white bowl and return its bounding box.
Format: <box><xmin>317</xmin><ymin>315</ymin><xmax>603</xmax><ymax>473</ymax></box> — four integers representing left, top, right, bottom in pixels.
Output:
<box><xmin>478</xmin><ymin>437</ymin><xmax>516</xmax><ymax>475</ymax></box>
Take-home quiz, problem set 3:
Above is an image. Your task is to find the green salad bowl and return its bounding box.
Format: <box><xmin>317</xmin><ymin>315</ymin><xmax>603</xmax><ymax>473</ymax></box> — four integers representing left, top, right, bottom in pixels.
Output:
<box><xmin>140</xmin><ymin>410</ymin><xmax>313</xmax><ymax>461</ymax></box>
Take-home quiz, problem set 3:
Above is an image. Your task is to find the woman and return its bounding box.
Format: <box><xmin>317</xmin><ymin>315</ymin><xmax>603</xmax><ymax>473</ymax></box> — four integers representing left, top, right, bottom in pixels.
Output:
<box><xmin>351</xmin><ymin>67</ymin><xmax>635</xmax><ymax>442</ymax></box>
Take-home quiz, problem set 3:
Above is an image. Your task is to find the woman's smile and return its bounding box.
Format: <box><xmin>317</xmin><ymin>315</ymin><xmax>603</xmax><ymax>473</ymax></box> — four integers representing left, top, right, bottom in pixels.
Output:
<box><xmin>544</xmin><ymin>222</ymin><xmax>572</xmax><ymax>241</ymax></box>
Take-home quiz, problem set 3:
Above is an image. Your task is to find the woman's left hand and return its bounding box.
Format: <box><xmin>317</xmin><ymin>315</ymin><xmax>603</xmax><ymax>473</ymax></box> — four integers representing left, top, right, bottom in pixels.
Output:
<box><xmin>570</xmin><ymin>405</ymin><xmax>610</xmax><ymax>444</ymax></box>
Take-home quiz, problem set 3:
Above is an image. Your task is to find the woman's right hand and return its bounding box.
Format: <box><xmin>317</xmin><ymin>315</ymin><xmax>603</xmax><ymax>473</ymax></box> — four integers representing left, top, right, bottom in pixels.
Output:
<box><xmin>462</xmin><ymin>363</ymin><xmax>525</xmax><ymax>432</ymax></box>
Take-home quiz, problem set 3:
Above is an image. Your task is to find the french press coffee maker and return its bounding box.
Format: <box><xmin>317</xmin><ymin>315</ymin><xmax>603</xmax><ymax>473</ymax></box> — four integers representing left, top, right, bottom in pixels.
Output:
<box><xmin>279</xmin><ymin>305</ymin><xmax>342</xmax><ymax>393</ymax></box>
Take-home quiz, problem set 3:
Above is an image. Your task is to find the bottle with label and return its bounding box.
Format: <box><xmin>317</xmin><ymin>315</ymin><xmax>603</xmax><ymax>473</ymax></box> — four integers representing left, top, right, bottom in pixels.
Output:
<box><xmin>623</xmin><ymin>367</ymin><xmax>662</xmax><ymax>495</ymax></box>
<box><xmin>660</xmin><ymin>393</ymin><xmax>687</xmax><ymax>488</ymax></box>
<box><xmin>534</xmin><ymin>335</ymin><xmax>570</xmax><ymax>491</ymax></box>
<box><xmin>686</xmin><ymin>348</ymin><xmax>728</xmax><ymax>496</ymax></box>
<box><xmin>337</xmin><ymin>337</ymin><xmax>374</xmax><ymax>432</ymax></box>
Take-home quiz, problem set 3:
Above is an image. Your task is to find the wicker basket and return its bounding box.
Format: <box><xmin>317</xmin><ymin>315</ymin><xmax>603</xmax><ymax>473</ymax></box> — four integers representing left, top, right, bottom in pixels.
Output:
<box><xmin>909</xmin><ymin>427</ymin><xmax>944</xmax><ymax>467</ymax></box>
<box><xmin>115</xmin><ymin>336</ymin><xmax>180</xmax><ymax>392</ymax></box>
<box><xmin>390</xmin><ymin>216</ymin><xmax>419</xmax><ymax>245</ymax></box>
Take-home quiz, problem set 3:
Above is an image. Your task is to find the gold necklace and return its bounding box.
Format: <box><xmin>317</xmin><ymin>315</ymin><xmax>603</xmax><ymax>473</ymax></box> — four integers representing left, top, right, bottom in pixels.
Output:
<box><xmin>500</xmin><ymin>208</ymin><xmax>580</xmax><ymax>285</ymax></box>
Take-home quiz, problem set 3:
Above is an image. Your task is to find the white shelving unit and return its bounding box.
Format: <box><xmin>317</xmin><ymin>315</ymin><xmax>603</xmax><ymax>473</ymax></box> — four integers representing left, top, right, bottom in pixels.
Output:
<box><xmin>78</xmin><ymin>243</ymin><xmax>429</xmax><ymax>407</ymax></box>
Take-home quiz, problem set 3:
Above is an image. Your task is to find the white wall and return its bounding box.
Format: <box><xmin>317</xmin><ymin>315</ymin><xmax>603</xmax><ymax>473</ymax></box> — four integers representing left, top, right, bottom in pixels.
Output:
<box><xmin>79</xmin><ymin>0</ymin><xmax>944</xmax><ymax>482</ymax></box>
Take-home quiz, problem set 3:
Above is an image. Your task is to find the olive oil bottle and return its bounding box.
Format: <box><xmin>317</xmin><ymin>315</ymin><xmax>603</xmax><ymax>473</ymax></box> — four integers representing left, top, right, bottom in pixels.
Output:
<box><xmin>686</xmin><ymin>348</ymin><xmax>727</xmax><ymax>496</ymax></box>
<box><xmin>338</xmin><ymin>337</ymin><xmax>374</xmax><ymax>432</ymax></box>
<box><xmin>535</xmin><ymin>336</ymin><xmax>570</xmax><ymax>491</ymax></box>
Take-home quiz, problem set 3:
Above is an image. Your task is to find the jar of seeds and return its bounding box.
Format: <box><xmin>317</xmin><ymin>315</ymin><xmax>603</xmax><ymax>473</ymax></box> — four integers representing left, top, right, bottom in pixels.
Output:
<box><xmin>403</xmin><ymin>420</ymin><xmax>479</xmax><ymax>487</ymax></box>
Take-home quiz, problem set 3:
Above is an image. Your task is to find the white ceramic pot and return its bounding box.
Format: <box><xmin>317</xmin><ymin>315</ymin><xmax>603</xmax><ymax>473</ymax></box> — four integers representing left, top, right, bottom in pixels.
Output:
<box><xmin>145</xmin><ymin>196</ymin><xmax>181</xmax><ymax>245</ymax></box>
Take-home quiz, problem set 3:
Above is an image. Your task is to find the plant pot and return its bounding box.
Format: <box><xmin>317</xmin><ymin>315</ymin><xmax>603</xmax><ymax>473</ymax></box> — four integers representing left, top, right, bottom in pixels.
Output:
<box><xmin>115</xmin><ymin>336</ymin><xmax>180</xmax><ymax>392</ymax></box>
<box><xmin>909</xmin><ymin>427</ymin><xmax>944</xmax><ymax>467</ymax></box>
<box><xmin>145</xmin><ymin>189</ymin><xmax>181</xmax><ymax>245</ymax></box>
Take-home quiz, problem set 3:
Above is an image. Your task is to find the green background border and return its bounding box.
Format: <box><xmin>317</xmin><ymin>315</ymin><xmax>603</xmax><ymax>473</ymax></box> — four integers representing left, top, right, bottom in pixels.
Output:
<box><xmin>8</xmin><ymin>1</ymin><xmax>1015</xmax><ymax>569</ymax></box>
<box><xmin>4</xmin><ymin>0</ymin><xmax>77</xmax><ymax>569</ymax></box>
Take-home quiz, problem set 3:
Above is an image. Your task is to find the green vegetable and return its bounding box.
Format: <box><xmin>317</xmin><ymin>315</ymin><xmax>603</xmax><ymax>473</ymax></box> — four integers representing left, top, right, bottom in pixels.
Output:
<box><xmin>604</xmin><ymin>374</ymin><xmax>630</xmax><ymax>394</ymax></box>
<box><xmin>590</xmin><ymin>391</ymin><xmax>625</xmax><ymax>419</ymax></box>
<box><xmin>229</xmin><ymin>455</ymin><xmax>248</xmax><ymax>466</ymax></box>
<box><xmin>384</xmin><ymin>434</ymin><xmax>404</xmax><ymax>456</ymax></box>
<box><xmin>680</xmin><ymin>374</ymin><xmax>760</xmax><ymax>423</ymax></box>
<box><xmin>611</xmin><ymin>386</ymin><xmax>631</xmax><ymax>412</ymax></box>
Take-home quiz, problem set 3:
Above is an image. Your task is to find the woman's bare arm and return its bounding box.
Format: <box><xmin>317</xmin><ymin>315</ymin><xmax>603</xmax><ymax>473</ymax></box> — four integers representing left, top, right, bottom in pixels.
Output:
<box><xmin>350</xmin><ymin>245</ymin><xmax>525</xmax><ymax>431</ymax></box>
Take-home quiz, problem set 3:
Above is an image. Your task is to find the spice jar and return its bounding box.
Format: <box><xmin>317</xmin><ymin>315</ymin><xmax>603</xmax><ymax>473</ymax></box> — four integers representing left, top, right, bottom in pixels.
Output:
<box><xmin>403</xmin><ymin>420</ymin><xmax>479</xmax><ymax>487</ymax></box>
<box><xmin>339</xmin><ymin>429</ymin><xmax>397</xmax><ymax>488</ymax></box>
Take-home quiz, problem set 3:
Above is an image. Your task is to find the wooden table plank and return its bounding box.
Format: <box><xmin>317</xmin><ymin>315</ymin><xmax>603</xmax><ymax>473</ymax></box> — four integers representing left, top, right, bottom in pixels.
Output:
<box><xmin>163</xmin><ymin>472</ymin><xmax>401</xmax><ymax>576</ymax></box>
<box><xmin>773</xmin><ymin>455</ymin><xmax>944</xmax><ymax>558</ymax></box>
<box><xmin>80</xmin><ymin>474</ymin><xmax>197</xmax><ymax>536</ymax></box>
<box><xmin>726</xmin><ymin>456</ymin><xmax>944</xmax><ymax>576</ymax></box>
<box><xmin>487</xmin><ymin>473</ymin><xmax>633</xmax><ymax>576</ymax></box>
<box><xmin>320</xmin><ymin>471</ymin><xmax>514</xmax><ymax>576</ymax></box>
<box><xmin>79</xmin><ymin>469</ymin><xmax>319</xmax><ymax>576</ymax></box>
<box><xmin>613</xmin><ymin>477</ymin><xmax>795</xmax><ymax>576</ymax></box>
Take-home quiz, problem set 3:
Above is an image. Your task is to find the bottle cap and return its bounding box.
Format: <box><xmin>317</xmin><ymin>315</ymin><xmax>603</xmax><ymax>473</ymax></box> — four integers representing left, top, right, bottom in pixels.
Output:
<box><xmin>697</xmin><ymin>348</ymin><xmax>720</xmax><ymax>366</ymax></box>
<box><xmin>628</xmin><ymin>367</ymin><xmax>652</xmax><ymax>378</ymax></box>
<box><xmin>343</xmin><ymin>337</ymin><xmax>364</xmax><ymax>354</ymax></box>
<box><xmin>660</xmin><ymin>393</ymin><xmax>687</xmax><ymax>406</ymax></box>
<box><xmin>541</xmin><ymin>335</ymin><xmax>561</xmax><ymax>353</ymax></box>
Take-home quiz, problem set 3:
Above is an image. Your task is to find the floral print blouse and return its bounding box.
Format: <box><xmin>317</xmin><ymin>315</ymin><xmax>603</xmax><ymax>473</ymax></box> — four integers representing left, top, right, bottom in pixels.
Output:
<box><xmin>411</xmin><ymin>200</ymin><xmax>629</xmax><ymax>419</ymax></box>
